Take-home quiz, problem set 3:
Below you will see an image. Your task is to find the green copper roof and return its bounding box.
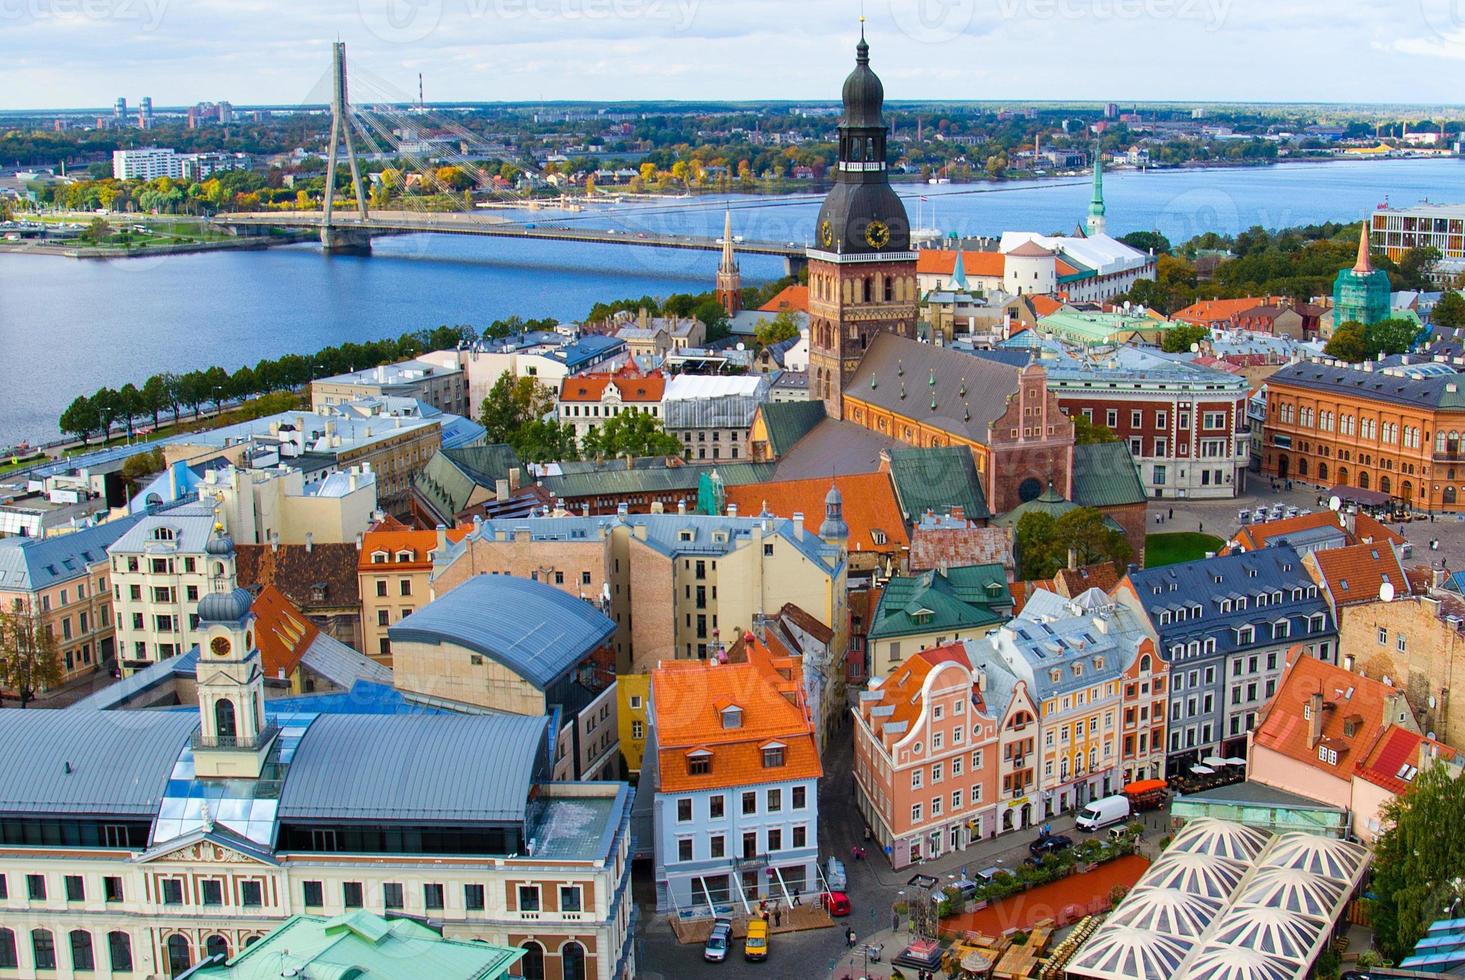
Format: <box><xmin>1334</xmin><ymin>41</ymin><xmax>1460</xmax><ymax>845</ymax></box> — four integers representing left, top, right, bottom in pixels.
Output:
<box><xmin>887</xmin><ymin>445</ymin><xmax>991</xmax><ymax>521</ymax></box>
<box><xmin>1089</xmin><ymin>146</ymin><xmax>1106</xmax><ymax>218</ymax></box>
<box><xmin>759</xmin><ymin>400</ymin><xmax>828</xmax><ymax>457</ymax></box>
<box><xmin>413</xmin><ymin>444</ymin><xmax>523</xmax><ymax>521</ymax></box>
<box><xmin>869</xmin><ymin>566</ymin><xmax>1009</xmax><ymax>641</ymax></box>
<box><xmin>1072</xmin><ymin>442</ymin><xmax>1148</xmax><ymax>508</ymax></box>
<box><xmin>187</xmin><ymin>910</ymin><xmax>524</xmax><ymax>980</ymax></box>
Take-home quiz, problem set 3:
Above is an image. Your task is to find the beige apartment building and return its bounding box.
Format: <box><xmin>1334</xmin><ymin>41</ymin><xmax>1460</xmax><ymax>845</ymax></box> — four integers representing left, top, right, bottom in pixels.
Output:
<box><xmin>200</xmin><ymin>464</ymin><xmax>378</xmax><ymax>546</ymax></box>
<box><xmin>311</xmin><ymin>357</ymin><xmax>468</xmax><ymax>418</ymax></box>
<box><xmin>107</xmin><ymin>505</ymin><xmax>222</xmax><ymax>675</ymax></box>
<box><xmin>356</xmin><ymin>520</ymin><xmax>470</xmax><ymax>664</ymax></box>
<box><xmin>0</xmin><ymin>516</ymin><xmax>138</xmax><ymax>690</ymax></box>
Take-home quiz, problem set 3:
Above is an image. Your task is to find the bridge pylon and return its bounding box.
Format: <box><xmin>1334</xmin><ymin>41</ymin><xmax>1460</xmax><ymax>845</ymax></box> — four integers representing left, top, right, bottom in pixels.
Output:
<box><xmin>321</xmin><ymin>41</ymin><xmax>371</xmax><ymax>253</ymax></box>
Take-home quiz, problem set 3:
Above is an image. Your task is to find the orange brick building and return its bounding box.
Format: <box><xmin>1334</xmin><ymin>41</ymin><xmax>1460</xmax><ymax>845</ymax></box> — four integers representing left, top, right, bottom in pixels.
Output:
<box><xmin>1262</xmin><ymin>358</ymin><xmax>1465</xmax><ymax>511</ymax></box>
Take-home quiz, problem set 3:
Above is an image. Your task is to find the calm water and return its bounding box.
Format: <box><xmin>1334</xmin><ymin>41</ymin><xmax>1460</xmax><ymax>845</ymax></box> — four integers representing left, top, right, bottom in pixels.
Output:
<box><xmin>2</xmin><ymin>158</ymin><xmax>1463</xmax><ymax>447</ymax></box>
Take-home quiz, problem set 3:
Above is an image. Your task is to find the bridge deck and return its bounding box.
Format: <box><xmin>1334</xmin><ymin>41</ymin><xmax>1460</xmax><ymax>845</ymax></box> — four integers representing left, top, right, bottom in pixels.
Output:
<box><xmin>214</xmin><ymin>211</ymin><xmax>805</xmax><ymax>257</ymax></box>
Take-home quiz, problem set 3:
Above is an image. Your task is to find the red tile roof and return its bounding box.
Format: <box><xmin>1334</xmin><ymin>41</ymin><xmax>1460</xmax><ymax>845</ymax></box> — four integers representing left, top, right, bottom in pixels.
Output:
<box><xmin>908</xmin><ymin>526</ymin><xmax>1013</xmax><ymax>573</ymax></box>
<box><xmin>724</xmin><ymin>472</ymin><xmax>908</xmax><ymax>554</ymax></box>
<box><xmin>1172</xmin><ymin>297</ymin><xmax>1281</xmax><ymax>326</ymax></box>
<box><xmin>1254</xmin><ymin>650</ymin><xmax>1414</xmax><ymax>780</ymax></box>
<box><xmin>358</xmin><ymin>524</ymin><xmax>471</xmax><ymax>572</ymax></box>
<box><xmin>1029</xmin><ymin>295</ymin><xmax>1065</xmax><ymax>318</ymax></box>
<box><xmin>1308</xmin><ymin>542</ymin><xmax>1408</xmax><ymax>608</ymax></box>
<box><xmin>866</xmin><ymin>643</ymin><xmax>973</xmax><ymax>746</ymax></box>
<box><xmin>558</xmin><ymin>364</ymin><xmax>665</xmax><ymax>403</ymax></box>
<box><xmin>251</xmin><ymin>584</ymin><xmax>319</xmax><ymax>680</ymax></box>
<box><xmin>1227</xmin><ymin>510</ymin><xmax>1406</xmax><ymax>554</ymax></box>
<box><xmin>758</xmin><ymin>284</ymin><xmax>809</xmax><ymax>313</ymax></box>
<box><xmin>916</xmin><ymin>249</ymin><xmax>1005</xmax><ymax>278</ymax></box>
<box><xmin>1355</xmin><ymin>725</ymin><xmax>1455</xmax><ymax>795</ymax></box>
<box><xmin>653</xmin><ymin>635</ymin><xmax>821</xmax><ymax>793</ymax></box>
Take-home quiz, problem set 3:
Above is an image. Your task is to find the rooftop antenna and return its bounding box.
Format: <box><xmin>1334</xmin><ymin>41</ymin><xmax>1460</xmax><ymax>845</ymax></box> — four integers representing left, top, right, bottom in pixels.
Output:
<box><xmin>418</xmin><ymin>72</ymin><xmax>424</xmax><ymax>109</ymax></box>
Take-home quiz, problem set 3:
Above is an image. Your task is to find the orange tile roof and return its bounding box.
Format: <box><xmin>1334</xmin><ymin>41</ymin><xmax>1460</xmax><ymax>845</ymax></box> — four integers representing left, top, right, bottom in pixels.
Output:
<box><xmin>1308</xmin><ymin>542</ymin><xmax>1408</xmax><ymax>608</ymax></box>
<box><xmin>1029</xmin><ymin>295</ymin><xmax>1064</xmax><ymax>318</ymax></box>
<box><xmin>558</xmin><ymin>365</ymin><xmax>666</xmax><ymax>403</ymax></box>
<box><xmin>653</xmin><ymin>635</ymin><xmax>821</xmax><ymax>792</ymax></box>
<box><xmin>724</xmin><ymin>472</ymin><xmax>908</xmax><ymax>554</ymax></box>
<box><xmin>916</xmin><ymin>249</ymin><xmax>1005</xmax><ymax>278</ymax></box>
<box><xmin>251</xmin><ymin>584</ymin><xmax>320</xmax><ymax>680</ymax></box>
<box><xmin>1227</xmin><ymin>510</ymin><xmax>1405</xmax><ymax>554</ymax></box>
<box><xmin>1055</xmin><ymin>259</ymin><xmax>1080</xmax><ymax>277</ymax></box>
<box><xmin>1172</xmin><ymin>297</ymin><xmax>1278</xmax><ymax>326</ymax></box>
<box><xmin>1355</xmin><ymin>725</ymin><xmax>1455</xmax><ymax>795</ymax></box>
<box><xmin>359</xmin><ymin>524</ymin><xmax>471</xmax><ymax>571</ymax></box>
<box><xmin>758</xmin><ymin>284</ymin><xmax>809</xmax><ymax>313</ymax></box>
<box><xmin>1254</xmin><ymin>650</ymin><xmax>1413</xmax><ymax>780</ymax></box>
<box><xmin>866</xmin><ymin>644</ymin><xmax>973</xmax><ymax>745</ymax></box>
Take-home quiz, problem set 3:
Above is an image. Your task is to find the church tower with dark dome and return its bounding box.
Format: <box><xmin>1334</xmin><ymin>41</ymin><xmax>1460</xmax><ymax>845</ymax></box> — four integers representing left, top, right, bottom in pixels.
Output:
<box><xmin>807</xmin><ymin>25</ymin><xmax>918</xmax><ymax>418</ymax></box>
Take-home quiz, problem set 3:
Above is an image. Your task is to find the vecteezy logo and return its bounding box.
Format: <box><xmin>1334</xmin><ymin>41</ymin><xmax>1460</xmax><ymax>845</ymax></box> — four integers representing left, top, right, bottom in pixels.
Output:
<box><xmin>888</xmin><ymin>0</ymin><xmax>978</xmax><ymax>43</ymax></box>
<box><xmin>1419</xmin><ymin>0</ymin><xmax>1465</xmax><ymax>43</ymax></box>
<box><xmin>358</xmin><ymin>0</ymin><xmax>444</xmax><ymax>44</ymax></box>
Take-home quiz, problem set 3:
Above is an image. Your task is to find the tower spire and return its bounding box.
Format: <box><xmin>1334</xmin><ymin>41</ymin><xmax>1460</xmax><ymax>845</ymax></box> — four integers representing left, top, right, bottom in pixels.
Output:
<box><xmin>1353</xmin><ymin>221</ymin><xmax>1373</xmax><ymax>275</ymax></box>
<box><xmin>715</xmin><ymin>207</ymin><xmax>742</xmax><ymax>316</ymax></box>
<box><xmin>1086</xmin><ymin>141</ymin><xmax>1106</xmax><ymax>237</ymax></box>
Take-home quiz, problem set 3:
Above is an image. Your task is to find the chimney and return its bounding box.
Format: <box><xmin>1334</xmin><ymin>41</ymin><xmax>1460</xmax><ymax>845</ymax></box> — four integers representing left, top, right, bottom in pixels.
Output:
<box><xmin>677</xmin><ymin>499</ymin><xmax>687</xmax><ymax>515</ymax></box>
<box><xmin>435</xmin><ymin>524</ymin><xmax>447</xmax><ymax>552</ymax></box>
<box><xmin>791</xmin><ymin>513</ymin><xmax>805</xmax><ymax>539</ymax></box>
<box><xmin>727</xmin><ymin>503</ymin><xmax>738</xmax><ymax>518</ymax></box>
<box><xmin>951</xmin><ymin>505</ymin><xmax>965</xmax><ymax>524</ymax></box>
<box><xmin>1067</xmin><ymin>547</ymin><xmax>1078</xmax><ymax>571</ymax></box>
<box><xmin>305</xmin><ymin>532</ymin><xmax>313</xmax><ymax>553</ymax></box>
<box><xmin>650</xmin><ymin>501</ymin><xmax>665</xmax><ymax>514</ymax></box>
<box><xmin>976</xmin><ymin>666</ymin><xmax>988</xmax><ymax>692</ymax></box>
<box><xmin>1308</xmin><ymin>691</ymin><xmax>1324</xmax><ymax>749</ymax></box>
<box><xmin>495</xmin><ymin>478</ymin><xmax>509</xmax><ymax>503</ymax></box>
<box><xmin>354</xmin><ymin>533</ymin><xmax>362</xmax><ymax>551</ymax></box>
<box><xmin>270</xmin><ymin>530</ymin><xmax>280</xmax><ymax>553</ymax></box>
<box><xmin>509</xmin><ymin>467</ymin><xmax>522</xmax><ymax>491</ymax></box>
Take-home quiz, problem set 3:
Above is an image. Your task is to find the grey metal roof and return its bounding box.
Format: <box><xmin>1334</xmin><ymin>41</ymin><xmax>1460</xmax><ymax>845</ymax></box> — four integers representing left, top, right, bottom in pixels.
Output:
<box><xmin>277</xmin><ymin>713</ymin><xmax>547</xmax><ymax>823</ymax></box>
<box><xmin>389</xmin><ymin>575</ymin><xmax>615</xmax><ymax>689</ymax></box>
<box><xmin>108</xmin><ymin>503</ymin><xmax>218</xmax><ymax>556</ymax></box>
<box><xmin>1271</xmin><ymin>358</ymin><xmax>1465</xmax><ymax>410</ymax></box>
<box><xmin>299</xmin><ymin>631</ymin><xmax>394</xmax><ymax>688</ymax></box>
<box><xmin>0</xmin><ymin>514</ymin><xmax>140</xmax><ymax>592</ymax></box>
<box><xmin>0</xmin><ymin>709</ymin><xmax>196</xmax><ymax>817</ymax></box>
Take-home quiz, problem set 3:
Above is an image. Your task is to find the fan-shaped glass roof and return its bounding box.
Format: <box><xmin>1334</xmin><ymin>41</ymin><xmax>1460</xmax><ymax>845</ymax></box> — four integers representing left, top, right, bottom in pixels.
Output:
<box><xmin>1168</xmin><ymin>818</ymin><xmax>1271</xmax><ymax>863</ymax></box>
<box><xmin>1067</xmin><ymin>924</ymin><xmax>1189</xmax><ymax>980</ymax></box>
<box><xmin>1209</xmin><ymin>905</ymin><xmax>1319</xmax><ymax>962</ymax></box>
<box><xmin>1141</xmin><ymin>849</ymin><xmax>1247</xmax><ymax>900</ymax></box>
<box><xmin>1265</xmin><ymin>834</ymin><xmax>1368</xmax><ymax>880</ymax></box>
<box><xmin>1183</xmin><ymin>946</ymin><xmax>1296</xmax><ymax>980</ymax></box>
<box><xmin>1235</xmin><ymin>867</ymin><xmax>1346</xmax><ymax>920</ymax></box>
<box><xmin>1111</xmin><ymin>886</ymin><xmax>1224</xmax><ymax>938</ymax></box>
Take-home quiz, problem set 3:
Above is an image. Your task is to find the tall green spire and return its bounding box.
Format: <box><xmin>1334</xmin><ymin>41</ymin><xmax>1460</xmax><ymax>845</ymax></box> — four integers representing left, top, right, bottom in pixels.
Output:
<box><xmin>1086</xmin><ymin>142</ymin><xmax>1106</xmax><ymax>237</ymax></box>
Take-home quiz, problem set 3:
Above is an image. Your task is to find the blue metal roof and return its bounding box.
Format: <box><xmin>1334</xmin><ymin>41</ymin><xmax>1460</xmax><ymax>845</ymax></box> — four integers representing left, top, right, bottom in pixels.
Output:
<box><xmin>277</xmin><ymin>713</ymin><xmax>548</xmax><ymax>824</ymax></box>
<box><xmin>555</xmin><ymin>334</ymin><xmax>626</xmax><ymax>370</ymax></box>
<box><xmin>0</xmin><ymin>514</ymin><xmax>141</xmax><ymax>593</ymax></box>
<box><xmin>0</xmin><ymin>709</ymin><xmax>196</xmax><ymax>818</ymax></box>
<box><xmin>389</xmin><ymin>575</ymin><xmax>615</xmax><ymax>690</ymax></box>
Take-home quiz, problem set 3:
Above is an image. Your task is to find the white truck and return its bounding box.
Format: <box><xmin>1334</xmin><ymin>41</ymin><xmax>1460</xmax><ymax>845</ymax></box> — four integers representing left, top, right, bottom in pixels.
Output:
<box><xmin>1075</xmin><ymin>794</ymin><xmax>1131</xmax><ymax>832</ymax></box>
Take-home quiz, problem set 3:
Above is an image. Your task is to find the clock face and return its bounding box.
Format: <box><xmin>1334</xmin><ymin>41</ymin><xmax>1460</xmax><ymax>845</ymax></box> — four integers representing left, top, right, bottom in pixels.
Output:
<box><xmin>864</xmin><ymin>220</ymin><xmax>891</xmax><ymax>249</ymax></box>
<box><xmin>819</xmin><ymin>219</ymin><xmax>835</xmax><ymax>248</ymax></box>
<box><xmin>210</xmin><ymin>636</ymin><xmax>232</xmax><ymax>658</ymax></box>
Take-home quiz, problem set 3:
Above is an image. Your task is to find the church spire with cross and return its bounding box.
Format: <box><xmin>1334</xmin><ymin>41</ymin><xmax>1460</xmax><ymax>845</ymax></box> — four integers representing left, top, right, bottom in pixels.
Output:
<box><xmin>1086</xmin><ymin>141</ymin><xmax>1107</xmax><ymax>237</ymax></box>
<box><xmin>715</xmin><ymin>207</ymin><xmax>741</xmax><ymax>316</ymax></box>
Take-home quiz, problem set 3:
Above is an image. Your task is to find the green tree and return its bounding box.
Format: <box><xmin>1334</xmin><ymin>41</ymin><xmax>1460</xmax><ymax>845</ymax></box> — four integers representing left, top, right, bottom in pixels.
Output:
<box><xmin>753</xmin><ymin>310</ymin><xmax>801</xmax><ymax>349</ymax></box>
<box><xmin>140</xmin><ymin>375</ymin><xmax>168</xmax><ymax>430</ymax></box>
<box><xmin>1433</xmin><ymin>291</ymin><xmax>1465</xmax><ymax>329</ymax></box>
<box><xmin>1371</xmin><ymin>762</ymin><xmax>1465</xmax><ymax>961</ymax></box>
<box><xmin>59</xmin><ymin>395</ymin><xmax>101</xmax><ymax>445</ymax></box>
<box><xmin>121</xmin><ymin>447</ymin><xmax>166</xmax><ymax>492</ymax></box>
<box><xmin>479</xmin><ymin>373</ymin><xmax>556</xmax><ymax>447</ymax></box>
<box><xmin>1015</xmin><ymin>508</ymin><xmax>1132</xmax><ymax>580</ymax></box>
<box><xmin>515</xmin><ymin>418</ymin><xmax>580</xmax><ymax>463</ymax></box>
<box><xmin>1072</xmin><ymin>414</ymin><xmax>1120</xmax><ymax>445</ymax></box>
<box><xmin>91</xmin><ymin>388</ymin><xmax>121</xmax><ymax>442</ymax></box>
<box><xmin>1161</xmin><ymin>323</ymin><xmax>1210</xmax><ymax>354</ymax></box>
<box><xmin>1368</xmin><ymin>317</ymin><xmax>1420</xmax><ymax>358</ymax></box>
<box><xmin>1119</xmin><ymin>231</ymin><xmax>1171</xmax><ymax>255</ymax></box>
<box><xmin>0</xmin><ymin>601</ymin><xmax>63</xmax><ymax>707</ymax></box>
<box><xmin>1397</xmin><ymin>246</ymin><xmax>1442</xmax><ymax>291</ymax></box>
<box><xmin>1324</xmin><ymin>321</ymin><xmax>1370</xmax><ymax>363</ymax></box>
<box><xmin>116</xmin><ymin>382</ymin><xmax>142</xmax><ymax>440</ymax></box>
<box><xmin>580</xmin><ymin>411</ymin><xmax>682</xmax><ymax>460</ymax></box>
<box><xmin>693</xmin><ymin>297</ymin><xmax>731</xmax><ymax>343</ymax></box>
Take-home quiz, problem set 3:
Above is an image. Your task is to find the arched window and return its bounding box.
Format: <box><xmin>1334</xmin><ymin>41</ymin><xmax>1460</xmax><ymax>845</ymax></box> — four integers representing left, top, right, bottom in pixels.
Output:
<box><xmin>1139</xmin><ymin>654</ymin><xmax>1152</xmax><ymax>673</ymax></box>
<box><xmin>166</xmin><ymin>934</ymin><xmax>191</xmax><ymax>977</ymax></box>
<box><xmin>1446</xmin><ymin>486</ymin><xmax>1457</xmax><ymax>505</ymax></box>
<box><xmin>214</xmin><ymin>698</ymin><xmax>237</xmax><ymax>741</ymax></box>
<box><xmin>1359</xmin><ymin>470</ymin><xmax>1370</xmax><ymax>490</ymax></box>
<box><xmin>107</xmin><ymin>932</ymin><xmax>132</xmax><ymax>972</ymax></box>
<box><xmin>206</xmin><ymin>935</ymin><xmax>229</xmax><ymax>960</ymax></box>
<box><xmin>1318</xmin><ymin>462</ymin><xmax>1328</xmax><ymax>482</ymax></box>
<box><xmin>0</xmin><ymin>928</ymin><xmax>15</xmax><ymax>969</ymax></box>
<box><xmin>1380</xmin><ymin>475</ymin><xmax>1391</xmax><ymax>495</ymax></box>
<box><xmin>70</xmin><ymin>930</ymin><xmax>94</xmax><ymax>971</ymax></box>
<box><xmin>562</xmin><ymin>941</ymin><xmax>586</xmax><ymax>980</ymax></box>
<box><xmin>1404</xmin><ymin>480</ymin><xmax>1414</xmax><ymax>499</ymax></box>
<box><xmin>32</xmin><ymin>929</ymin><xmax>56</xmax><ymax>970</ymax></box>
<box><xmin>519</xmin><ymin>941</ymin><xmax>545</xmax><ymax>980</ymax></box>
<box><xmin>1298</xmin><ymin>457</ymin><xmax>1308</xmax><ymax>477</ymax></box>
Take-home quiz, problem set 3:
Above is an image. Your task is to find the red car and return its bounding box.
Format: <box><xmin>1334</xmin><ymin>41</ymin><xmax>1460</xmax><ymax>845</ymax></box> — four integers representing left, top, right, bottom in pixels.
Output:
<box><xmin>820</xmin><ymin>890</ymin><xmax>851</xmax><ymax>916</ymax></box>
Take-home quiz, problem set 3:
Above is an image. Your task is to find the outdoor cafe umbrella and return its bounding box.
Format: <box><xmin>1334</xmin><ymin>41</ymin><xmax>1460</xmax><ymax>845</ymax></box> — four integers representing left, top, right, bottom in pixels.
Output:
<box><xmin>1191</xmin><ymin>764</ymin><xmax>1215</xmax><ymax>775</ymax></box>
<box><xmin>961</xmin><ymin>950</ymin><xmax>994</xmax><ymax>975</ymax></box>
<box><xmin>1201</xmin><ymin>755</ymin><xmax>1227</xmax><ymax>767</ymax></box>
<box><xmin>1222</xmin><ymin>757</ymin><xmax>1247</xmax><ymax>767</ymax></box>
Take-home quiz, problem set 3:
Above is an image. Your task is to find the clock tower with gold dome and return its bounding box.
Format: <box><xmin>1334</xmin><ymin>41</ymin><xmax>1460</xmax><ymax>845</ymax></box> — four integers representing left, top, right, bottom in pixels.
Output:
<box><xmin>807</xmin><ymin>24</ymin><xmax>918</xmax><ymax>418</ymax></box>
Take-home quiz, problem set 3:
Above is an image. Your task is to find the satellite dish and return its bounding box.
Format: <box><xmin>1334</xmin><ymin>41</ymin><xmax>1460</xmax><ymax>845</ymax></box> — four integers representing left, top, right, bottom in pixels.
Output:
<box><xmin>1429</xmin><ymin>730</ymin><xmax>1437</xmax><ymax>740</ymax></box>
<box><xmin>1380</xmin><ymin>581</ymin><xmax>1396</xmax><ymax>603</ymax></box>
<box><xmin>1429</xmin><ymin>695</ymin><xmax>1439</xmax><ymax>710</ymax></box>
<box><xmin>1329</xmin><ymin>495</ymin><xmax>1342</xmax><ymax>512</ymax></box>
<box><xmin>1189</xmin><ymin>342</ymin><xmax>1201</xmax><ymax>354</ymax></box>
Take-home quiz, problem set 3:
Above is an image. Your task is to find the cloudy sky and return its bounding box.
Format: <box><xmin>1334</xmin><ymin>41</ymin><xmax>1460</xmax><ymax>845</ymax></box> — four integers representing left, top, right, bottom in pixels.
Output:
<box><xmin>4</xmin><ymin>0</ymin><xmax>1465</xmax><ymax>110</ymax></box>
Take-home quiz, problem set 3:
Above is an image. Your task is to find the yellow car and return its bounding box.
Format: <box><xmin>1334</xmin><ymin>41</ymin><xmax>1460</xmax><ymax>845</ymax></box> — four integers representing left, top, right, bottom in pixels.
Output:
<box><xmin>744</xmin><ymin>918</ymin><xmax>769</xmax><ymax>961</ymax></box>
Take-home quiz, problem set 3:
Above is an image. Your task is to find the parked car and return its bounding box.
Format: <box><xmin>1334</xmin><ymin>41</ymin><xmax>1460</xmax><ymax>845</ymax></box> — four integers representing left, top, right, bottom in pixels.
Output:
<box><xmin>1029</xmin><ymin>833</ymin><xmax>1073</xmax><ymax>858</ymax></box>
<box><xmin>743</xmin><ymin>918</ymin><xmax>769</xmax><ymax>961</ymax></box>
<box><xmin>703</xmin><ymin>918</ymin><xmax>732</xmax><ymax>962</ymax></box>
<box><xmin>820</xmin><ymin>890</ymin><xmax>851</xmax><ymax>916</ymax></box>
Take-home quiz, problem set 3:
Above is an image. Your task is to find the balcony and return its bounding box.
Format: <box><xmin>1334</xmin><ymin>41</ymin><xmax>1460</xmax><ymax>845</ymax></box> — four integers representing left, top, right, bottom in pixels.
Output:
<box><xmin>191</xmin><ymin>724</ymin><xmax>279</xmax><ymax>752</ymax></box>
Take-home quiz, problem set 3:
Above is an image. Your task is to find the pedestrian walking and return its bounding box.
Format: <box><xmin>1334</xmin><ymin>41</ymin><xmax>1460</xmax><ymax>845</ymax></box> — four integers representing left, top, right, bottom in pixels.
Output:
<box><xmin>793</xmin><ymin>891</ymin><xmax>801</xmax><ymax>907</ymax></box>
<box><xmin>1168</xmin><ymin>507</ymin><xmax>1173</xmax><ymax>520</ymax></box>
<box><xmin>1198</xmin><ymin>521</ymin><xmax>1204</xmax><ymax>533</ymax></box>
<box><xmin>774</xmin><ymin>906</ymin><xmax>782</xmax><ymax>927</ymax></box>
<box><xmin>846</xmin><ymin>927</ymin><xmax>857</xmax><ymax>948</ymax></box>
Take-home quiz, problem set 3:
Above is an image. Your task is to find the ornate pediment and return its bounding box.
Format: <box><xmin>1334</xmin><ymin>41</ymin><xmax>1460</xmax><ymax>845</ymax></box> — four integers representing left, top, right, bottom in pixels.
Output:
<box><xmin>139</xmin><ymin>831</ymin><xmax>278</xmax><ymax>867</ymax></box>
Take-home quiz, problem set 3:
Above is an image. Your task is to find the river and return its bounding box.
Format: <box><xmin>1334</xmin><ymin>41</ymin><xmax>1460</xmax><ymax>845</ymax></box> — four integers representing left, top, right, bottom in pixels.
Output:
<box><xmin>1</xmin><ymin>158</ymin><xmax>1462</xmax><ymax>448</ymax></box>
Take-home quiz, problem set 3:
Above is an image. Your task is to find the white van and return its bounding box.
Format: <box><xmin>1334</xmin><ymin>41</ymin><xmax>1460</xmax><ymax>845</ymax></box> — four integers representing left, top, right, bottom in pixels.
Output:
<box><xmin>1075</xmin><ymin>795</ymin><xmax>1131</xmax><ymax>832</ymax></box>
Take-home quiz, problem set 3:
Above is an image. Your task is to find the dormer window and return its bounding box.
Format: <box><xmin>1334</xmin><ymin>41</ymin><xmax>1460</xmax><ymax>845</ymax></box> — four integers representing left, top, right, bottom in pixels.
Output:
<box><xmin>151</xmin><ymin>527</ymin><xmax>175</xmax><ymax>542</ymax></box>
<box><xmin>1050</xmin><ymin>668</ymin><xmax>1062</xmax><ymax>683</ymax></box>
<box><xmin>1317</xmin><ymin>745</ymin><xmax>1338</xmax><ymax>766</ymax></box>
<box><xmin>1094</xmin><ymin>656</ymin><xmax>1104</xmax><ymax>669</ymax></box>
<box><xmin>721</xmin><ymin>706</ymin><xmax>742</xmax><ymax>730</ymax></box>
<box><xmin>762</xmin><ymin>743</ymin><xmax>786</xmax><ymax>768</ymax></box>
<box><xmin>370</xmin><ymin>551</ymin><xmax>388</xmax><ymax>564</ymax></box>
<box><xmin>1072</xmin><ymin>664</ymin><xmax>1084</xmax><ymax>678</ymax></box>
<box><xmin>872</xmin><ymin>529</ymin><xmax>888</xmax><ymax>546</ymax></box>
<box><xmin>687</xmin><ymin>750</ymin><xmax>712</xmax><ymax>776</ymax></box>
<box><xmin>395</xmin><ymin>549</ymin><xmax>414</xmax><ymax>562</ymax></box>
